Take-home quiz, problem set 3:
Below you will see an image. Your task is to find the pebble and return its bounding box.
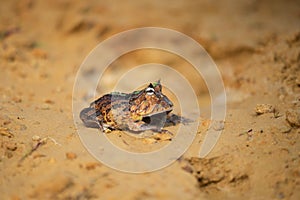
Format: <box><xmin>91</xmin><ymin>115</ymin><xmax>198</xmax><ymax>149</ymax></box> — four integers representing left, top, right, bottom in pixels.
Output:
<box><xmin>182</xmin><ymin>165</ymin><xmax>194</xmax><ymax>174</ymax></box>
<box><xmin>33</xmin><ymin>154</ymin><xmax>46</xmax><ymax>159</ymax></box>
<box><xmin>85</xmin><ymin>162</ymin><xmax>101</xmax><ymax>170</ymax></box>
<box><xmin>32</xmin><ymin>135</ymin><xmax>41</xmax><ymax>141</ymax></box>
<box><xmin>280</xmin><ymin>122</ymin><xmax>292</xmax><ymax>133</ymax></box>
<box><xmin>255</xmin><ymin>104</ymin><xmax>275</xmax><ymax>115</ymax></box>
<box><xmin>66</xmin><ymin>152</ymin><xmax>77</xmax><ymax>160</ymax></box>
<box><xmin>0</xmin><ymin>127</ymin><xmax>14</xmax><ymax>138</ymax></box>
<box><xmin>44</xmin><ymin>99</ymin><xmax>55</xmax><ymax>104</ymax></box>
<box><xmin>286</xmin><ymin>109</ymin><xmax>300</xmax><ymax>127</ymax></box>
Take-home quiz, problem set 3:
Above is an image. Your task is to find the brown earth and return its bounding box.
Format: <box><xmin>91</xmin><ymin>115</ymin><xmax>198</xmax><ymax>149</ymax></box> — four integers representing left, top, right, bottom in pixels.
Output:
<box><xmin>0</xmin><ymin>0</ymin><xmax>300</xmax><ymax>200</ymax></box>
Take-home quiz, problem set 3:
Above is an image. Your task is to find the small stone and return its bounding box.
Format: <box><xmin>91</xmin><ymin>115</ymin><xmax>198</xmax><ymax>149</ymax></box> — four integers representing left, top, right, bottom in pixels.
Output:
<box><xmin>0</xmin><ymin>127</ymin><xmax>14</xmax><ymax>138</ymax></box>
<box><xmin>85</xmin><ymin>162</ymin><xmax>101</xmax><ymax>170</ymax></box>
<box><xmin>33</xmin><ymin>154</ymin><xmax>46</xmax><ymax>159</ymax></box>
<box><xmin>280</xmin><ymin>121</ymin><xmax>292</xmax><ymax>133</ymax></box>
<box><xmin>66</xmin><ymin>152</ymin><xmax>77</xmax><ymax>160</ymax></box>
<box><xmin>286</xmin><ymin>109</ymin><xmax>300</xmax><ymax>127</ymax></box>
<box><xmin>32</xmin><ymin>135</ymin><xmax>41</xmax><ymax>141</ymax></box>
<box><xmin>153</xmin><ymin>131</ymin><xmax>173</xmax><ymax>141</ymax></box>
<box><xmin>44</xmin><ymin>99</ymin><xmax>55</xmax><ymax>104</ymax></box>
<box><xmin>182</xmin><ymin>165</ymin><xmax>194</xmax><ymax>174</ymax></box>
<box><xmin>255</xmin><ymin>104</ymin><xmax>275</xmax><ymax>115</ymax></box>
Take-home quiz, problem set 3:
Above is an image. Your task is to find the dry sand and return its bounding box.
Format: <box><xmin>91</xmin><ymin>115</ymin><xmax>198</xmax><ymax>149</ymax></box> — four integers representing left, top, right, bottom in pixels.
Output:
<box><xmin>0</xmin><ymin>0</ymin><xmax>299</xmax><ymax>199</ymax></box>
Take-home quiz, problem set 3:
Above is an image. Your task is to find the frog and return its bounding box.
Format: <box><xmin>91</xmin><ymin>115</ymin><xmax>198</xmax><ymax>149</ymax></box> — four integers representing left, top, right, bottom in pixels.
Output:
<box><xmin>79</xmin><ymin>80</ymin><xmax>175</xmax><ymax>133</ymax></box>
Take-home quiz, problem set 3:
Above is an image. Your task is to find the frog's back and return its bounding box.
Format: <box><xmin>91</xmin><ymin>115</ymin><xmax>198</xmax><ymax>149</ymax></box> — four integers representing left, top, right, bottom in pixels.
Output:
<box><xmin>80</xmin><ymin>92</ymin><xmax>131</xmax><ymax>130</ymax></box>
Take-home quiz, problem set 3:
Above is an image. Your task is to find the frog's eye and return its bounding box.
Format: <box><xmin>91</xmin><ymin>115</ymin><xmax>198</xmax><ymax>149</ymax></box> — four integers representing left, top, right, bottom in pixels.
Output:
<box><xmin>146</xmin><ymin>87</ymin><xmax>155</xmax><ymax>95</ymax></box>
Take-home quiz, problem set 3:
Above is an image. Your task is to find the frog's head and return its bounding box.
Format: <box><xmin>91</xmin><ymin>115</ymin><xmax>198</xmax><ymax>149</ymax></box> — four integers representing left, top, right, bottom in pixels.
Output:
<box><xmin>130</xmin><ymin>80</ymin><xmax>173</xmax><ymax>119</ymax></box>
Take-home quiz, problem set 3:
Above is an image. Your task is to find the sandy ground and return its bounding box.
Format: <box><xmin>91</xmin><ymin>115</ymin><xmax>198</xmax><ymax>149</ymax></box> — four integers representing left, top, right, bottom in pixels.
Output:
<box><xmin>0</xmin><ymin>0</ymin><xmax>300</xmax><ymax>199</ymax></box>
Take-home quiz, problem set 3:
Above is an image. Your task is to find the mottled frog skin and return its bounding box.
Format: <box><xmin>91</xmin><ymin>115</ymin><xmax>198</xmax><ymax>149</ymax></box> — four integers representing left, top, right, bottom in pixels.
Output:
<box><xmin>80</xmin><ymin>80</ymin><xmax>174</xmax><ymax>132</ymax></box>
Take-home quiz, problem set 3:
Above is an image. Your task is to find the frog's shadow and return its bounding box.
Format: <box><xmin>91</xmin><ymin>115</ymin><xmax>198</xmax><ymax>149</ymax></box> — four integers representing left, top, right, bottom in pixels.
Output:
<box><xmin>164</xmin><ymin>113</ymin><xmax>193</xmax><ymax>127</ymax></box>
<box><xmin>120</xmin><ymin>113</ymin><xmax>193</xmax><ymax>135</ymax></box>
<box><xmin>119</xmin><ymin>113</ymin><xmax>194</xmax><ymax>139</ymax></box>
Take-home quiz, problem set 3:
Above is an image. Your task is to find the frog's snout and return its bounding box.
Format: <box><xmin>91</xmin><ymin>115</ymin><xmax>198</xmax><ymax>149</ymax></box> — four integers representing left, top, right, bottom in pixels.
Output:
<box><xmin>163</xmin><ymin>94</ymin><xmax>173</xmax><ymax>108</ymax></box>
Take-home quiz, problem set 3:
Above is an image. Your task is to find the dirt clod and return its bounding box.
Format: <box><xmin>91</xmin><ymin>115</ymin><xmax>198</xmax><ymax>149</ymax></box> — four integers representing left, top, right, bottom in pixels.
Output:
<box><xmin>255</xmin><ymin>104</ymin><xmax>275</xmax><ymax>115</ymax></box>
<box><xmin>185</xmin><ymin>156</ymin><xmax>249</xmax><ymax>188</ymax></box>
<box><xmin>66</xmin><ymin>152</ymin><xmax>77</xmax><ymax>160</ymax></box>
<box><xmin>85</xmin><ymin>162</ymin><xmax>101</xmax><ymax>170</ymax></box>
<box><xmin>0</xmin><ymin>127</ymin><xmax>14</xmax><ymax>138</ymax></box>
<box><xmin>286</xmin><ymin>109</ymin><xmax>300</xmax><ymax>128</ymax></box>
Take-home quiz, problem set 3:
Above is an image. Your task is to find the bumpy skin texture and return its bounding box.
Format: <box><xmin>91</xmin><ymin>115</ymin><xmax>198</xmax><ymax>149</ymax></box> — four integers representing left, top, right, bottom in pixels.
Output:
<box><xmin>80</xmin><ymin>81</ymin><xmax>174</xmax><ymax>132</ymax></box>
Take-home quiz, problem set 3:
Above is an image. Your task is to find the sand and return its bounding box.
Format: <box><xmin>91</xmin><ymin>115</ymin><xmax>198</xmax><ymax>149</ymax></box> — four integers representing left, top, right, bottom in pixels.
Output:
<box><xmin>0</xmin><ymin>0</ymin><xmax>299</xmax><ymax>199</ymax></box>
